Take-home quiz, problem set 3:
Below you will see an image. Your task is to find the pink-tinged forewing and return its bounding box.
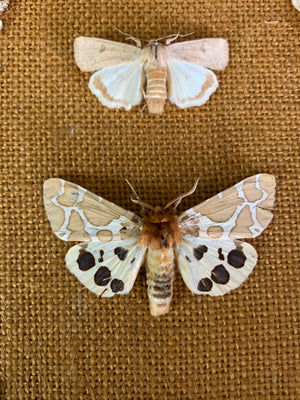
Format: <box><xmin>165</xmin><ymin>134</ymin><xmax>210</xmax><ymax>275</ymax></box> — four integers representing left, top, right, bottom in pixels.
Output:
<box><xmin>167</xmin><ymin>38</ymin><xmax>229</xmax><ymax>71</ymax></box>
<box><xmin>74</xmin><ymin>36</ymin><xmax>143</xmax><ymax>71</ymax></box>
<box><xmin>43</xmin><ymin>178</ymin><xmax>141</xmax><ymax>242</ymax></box>
<box><xmin>179</xmin><ymin>174</ymin><xmax>276</xmax><ymax>240</ymax></box>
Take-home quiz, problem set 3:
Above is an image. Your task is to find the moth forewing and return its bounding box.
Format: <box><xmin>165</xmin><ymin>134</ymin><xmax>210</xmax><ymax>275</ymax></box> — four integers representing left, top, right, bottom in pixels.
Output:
<box><xmin>167</xmin><ymin>38</ymin><xmax>229</xmax><ymax>70</ymax></box>
<box><xmin>74</xmin><ymin>36</ymin><xmax>143</xmax><ymax>71</ymax></box>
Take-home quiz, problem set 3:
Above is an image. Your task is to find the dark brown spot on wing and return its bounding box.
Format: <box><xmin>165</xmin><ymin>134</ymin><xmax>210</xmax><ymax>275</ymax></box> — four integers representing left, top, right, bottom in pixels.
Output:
<box><xmin>218</xmin><ymin>248</ymin><xmax>225</xmax><ymax>261</ymax></box>
<box><xmin>197</xmin><ymin>278</ymin><xmax>213</xmax><ymax>292</ymax></box>
<box><xmin>94</xmin><ymin>266</ymin><xmax>111</xmax><ymax>286</ymax></box>
<box><xmin>110</xmin><ymin>279</ymin><xmax>125</xmax><ymax>293</ymax></box>
<box><xmin>77</xmin><ymin>251</ymin><xmax>95</xmax><ymax>271</ymax></box>
<box><xmin>211</xmin><ymin>265</ymin><xmax>230</xmax><ymax>284</ymax></box>
<box><xmin>98</xmin><ymin>250</ymin><xmax>104</xmax><ymax>263</ymax></box>
<box><xmin>193</xmin><ymin>245</ymin><xmax>208</xmax><ymax>260</ymax></box>
<box><xmin>114</xmin><ymin>247</ymin><xmax>129</xmax><ymax>261</ymax></box>
<box><xmin>228</xmin><ymin>249</ymin><xmax>246</xmax><ymax>268</ymax></box>
<box><xmin>186</xmin><ymin>255</ymin><xmax>191</xmax><ymax>263</ymax></box>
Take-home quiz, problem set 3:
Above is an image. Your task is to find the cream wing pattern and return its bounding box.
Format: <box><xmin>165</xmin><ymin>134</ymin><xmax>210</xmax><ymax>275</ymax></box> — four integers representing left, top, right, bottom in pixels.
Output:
<box><xmin>43</xmin><ymin>178</ymin><xmax>141</xmax><ymax>242</ymax></box>
<box><xmin>179</xmin><ymin>174</ymin><xmax>276</xmax><ymax>240</ymax></box>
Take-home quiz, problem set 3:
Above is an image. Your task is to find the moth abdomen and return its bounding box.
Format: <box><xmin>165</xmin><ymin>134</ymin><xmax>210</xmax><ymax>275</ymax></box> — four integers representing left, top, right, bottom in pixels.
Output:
<box><xmin>145</xmin><ymin>68</ymin><xmax>167</xmax><ymax>114</ymax></box>
<box><xmin>145</xmin><ymin>247</ymin><xmax>175</xmax><ymax>317</ymax></box>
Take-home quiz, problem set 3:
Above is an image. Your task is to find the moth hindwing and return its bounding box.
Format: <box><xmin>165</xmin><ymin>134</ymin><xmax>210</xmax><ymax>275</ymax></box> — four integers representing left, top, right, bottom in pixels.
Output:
<box><xmin>74</xmin><ymin>34</ymin><xmax>229</xmax><ymax>114</ymax></box>
<box><xmin>43</xmin><ymin>174</ymin><xmax>275</xmax><ymax>316</ymax></box>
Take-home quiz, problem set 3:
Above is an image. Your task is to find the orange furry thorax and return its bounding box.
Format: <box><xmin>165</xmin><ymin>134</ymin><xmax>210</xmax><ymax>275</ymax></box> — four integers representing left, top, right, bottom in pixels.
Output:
<box><xmin>138</xmin><ymin>209</ymin><xmax>182</xmax><ymax>249</ymax></box>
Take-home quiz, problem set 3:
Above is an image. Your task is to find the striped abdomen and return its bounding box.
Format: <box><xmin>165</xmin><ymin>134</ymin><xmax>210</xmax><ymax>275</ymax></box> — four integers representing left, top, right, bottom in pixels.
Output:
<box><xmin>146</xmin><ymin>68</ymin><xmax>167</xmax><ymax>115</ymax></box>
<box><xmin>145</xmin><ymin>247</ymin><xmax>174</xmax><ymax>316</ymax></box>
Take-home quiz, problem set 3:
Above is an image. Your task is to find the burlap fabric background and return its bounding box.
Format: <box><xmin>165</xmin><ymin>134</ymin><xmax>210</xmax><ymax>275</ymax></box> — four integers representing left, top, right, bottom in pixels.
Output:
<box><xmin>0</xmin><ymin>1</ymin><xmax>299</xmax><ymax>399</ymax></box>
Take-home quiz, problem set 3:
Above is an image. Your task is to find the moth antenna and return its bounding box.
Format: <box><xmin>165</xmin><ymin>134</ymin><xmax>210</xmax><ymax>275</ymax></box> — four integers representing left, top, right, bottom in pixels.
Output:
<box><xmin>164</xmin><ymin>177</ymin><xmax>200</xmax><ymax>210</ymax></box>
<box><xmin>113</xmin><ymin>27</ymin><xmax>142</xmax><ymax>47</ymax></box>
<box><xmin>125</xmin><ymin>180</ymin><xmax>155</xmax><ymax>211</ymax></box>
<box><xmin>165</xmin><ymin>32</ymin><xmax>195</xmax><ymax>45</ymax></box>
<box><xmin>125</xmin><ymin>179</ymin><xmax>140</xmax><ymax>201</ymax></box>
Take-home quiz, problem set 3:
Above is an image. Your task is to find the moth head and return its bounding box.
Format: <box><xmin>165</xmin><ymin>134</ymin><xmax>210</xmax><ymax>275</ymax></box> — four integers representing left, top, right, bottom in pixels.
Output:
<box><xmin>125</xmin><ymin>178</ymin><xmax>199</xmax><ymax>216</ymax></box>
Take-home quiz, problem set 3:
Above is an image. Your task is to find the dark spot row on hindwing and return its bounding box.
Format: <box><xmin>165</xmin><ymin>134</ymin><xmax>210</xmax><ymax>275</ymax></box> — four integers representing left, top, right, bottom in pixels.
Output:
<box><xmin>192</xmin><ymin>244</ymin><xmax>248</xmax><ymax>293</ymax></box>
<box><xmin>110</xmin><ymin>279</ymin><xmax>124</xmax><ymax>293</ymax></box>
<box><xmin>77</xmin><ymin>250</ymin><xmax>96</xmax><ymax>271</ymax></box>
<box><xmin>193</xmin><ymin>245</ymin><xmax>208</xmax><ymax>260</ymax></box>
<box><xmin>211</xmin><ymin>264</ymin><xmax>230</xmax><ymax>284</ymax></box>
<box><xmin>94</xmin><ymin>266</ymin><xmax>111</xmax><ymax>285</ymax></box>
<box><xmin>197</xmin><ymin>265</ymin><xmax>230</xmax><ymax>292</ymax></box>
<box><xmin>114</xmin><ymin>247</ymin><xmax>129</xmax><ymax>261</ymax></box>
<box><xmin>94</xmin><ymin>266</ymin><xmax>124</xmax><ymax>293</ymax></box>
<box><xmin>227</xmin><ymin>248</ymin><xmax>246</xmax><ymax>268</ymax></box>
<box><xmin>218</xmin><ymin>248</ymin><xmax>225</xmax><ymax>261</ymax></box>
<box><xmin>98</xmin><ymin>250</ymin><xmax>104</xmax><ymax>263</ymax></box>
<box><xmin>197</xmin><ymin>278</ymin><xmax>213</xmax><ymax>292</ymax></box>
<box><xmin>76</xmin><ymin>250</ymin><xmax>125</xmax><ymax>293</ymax></box>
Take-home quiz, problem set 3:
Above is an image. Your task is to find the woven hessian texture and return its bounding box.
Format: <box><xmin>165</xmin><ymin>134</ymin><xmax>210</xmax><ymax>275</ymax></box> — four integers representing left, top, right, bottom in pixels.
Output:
<box><xmin>0</xmin><ymin>1</ymin><xmax>299</xmax><ymax>399</ymax></box>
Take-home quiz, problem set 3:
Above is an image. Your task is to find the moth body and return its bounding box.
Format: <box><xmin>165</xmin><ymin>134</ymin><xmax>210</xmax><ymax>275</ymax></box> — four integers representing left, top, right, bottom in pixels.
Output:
<box><xmin>143</xmin><ymin>44</ymin><xmax>168</xmax><ymax>114</ymax></box>
<box><xmin>139</xmin><ymin>209</ymin><xmax>182</xmax><ymax>316</ymax></box>
<box><xmin>146</xmin><ymin>247</ymin><xmax>174</xmax><ymax>316</ymax></box>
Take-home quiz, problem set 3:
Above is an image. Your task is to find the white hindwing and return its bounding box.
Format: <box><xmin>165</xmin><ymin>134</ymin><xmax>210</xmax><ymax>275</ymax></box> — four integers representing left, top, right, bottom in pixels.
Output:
<box><xmin>89</xmin><ymin>59</ymin><xmax>145</xmax><ymax>110</ymax></box>
<box><xmin>66</xmin><ymin>239</ymin><xmax>146</xmax><ymax>297</ymax></box>
<box><xmin>43</xmin><ymin>178</ymin><xmax>141</xmax><ymax>242</ymax></box>
<box><xmin>74</xmin><ymin>37</ymin><xmax>144</xmax><ymax>110</ymax></box>
<box><xmin>167</xmin><ymin>59</ymin><xmax>218</xmax><ymax>108</ymax></box>
<box><xmin>179</xmin><ymin>174</ymin><xmax>276</xmax><ymax>240</ymax></box>
<box><xmin>166</xmin><ymin>38</ymin><xmax>229</xmax><ymax>108</ymax></box>
<box><xmin>176</xmin><ymin>237</ymin><xmax>258</xmax><ymax>296</ymax></box>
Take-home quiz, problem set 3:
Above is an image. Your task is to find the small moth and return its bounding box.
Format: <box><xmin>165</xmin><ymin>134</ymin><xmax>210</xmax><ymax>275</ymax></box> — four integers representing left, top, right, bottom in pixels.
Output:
<box><xmin>74</xmin><ymin>32</ymin><xmax>229</xmax><ymax>114</ymax></box>
<box><xmin>43</xmin><ymin>174</ymin><xmax>276</xmax><ymax>316</ymax></box>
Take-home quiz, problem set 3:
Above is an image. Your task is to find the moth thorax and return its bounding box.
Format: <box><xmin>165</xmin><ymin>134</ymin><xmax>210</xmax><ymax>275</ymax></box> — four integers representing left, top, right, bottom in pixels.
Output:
<box><xmin>145</xmin><ymin>68</ymin><xmax>167</xmax><ymax>114</ymax></box>
<box><xmin>146</xmin><ymin>247</ymin><xmax>174</xmax><ymax>317</ymax></box>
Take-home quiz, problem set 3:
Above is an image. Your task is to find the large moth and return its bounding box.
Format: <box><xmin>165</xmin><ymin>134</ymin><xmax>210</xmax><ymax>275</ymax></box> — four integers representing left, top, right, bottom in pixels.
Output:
<box><xmin>74</xmin><ymin>32</ymin><xmax>229</xmax><ymax>114</ymax></box>
<box><xmin>43</xmin><ymin>174</ymin><xmax>275</xmax><ymax>316</ymax></box>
